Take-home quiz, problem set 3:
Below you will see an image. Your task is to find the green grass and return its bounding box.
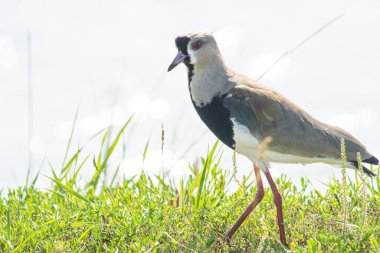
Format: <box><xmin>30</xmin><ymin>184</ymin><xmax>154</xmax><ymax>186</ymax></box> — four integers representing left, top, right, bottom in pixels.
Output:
<box><xmin>1</xmin><ymin>120</ymin><xmax>379</xmax><ymax>252</ymax></box>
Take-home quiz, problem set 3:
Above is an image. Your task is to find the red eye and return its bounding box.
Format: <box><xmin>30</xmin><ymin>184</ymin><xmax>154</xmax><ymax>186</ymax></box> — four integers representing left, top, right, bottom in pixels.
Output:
<box><xmin>191</xmin><ymin>40</ymin><xmax>202</xmax><ymax>50</ymax></box>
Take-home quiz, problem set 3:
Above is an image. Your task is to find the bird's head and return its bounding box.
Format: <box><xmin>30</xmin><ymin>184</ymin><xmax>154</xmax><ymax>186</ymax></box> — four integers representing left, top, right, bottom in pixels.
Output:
<box><xmin>167</xmin><ymin>32</ymin><xmax>222</xmax><ymax>72</ymax></box>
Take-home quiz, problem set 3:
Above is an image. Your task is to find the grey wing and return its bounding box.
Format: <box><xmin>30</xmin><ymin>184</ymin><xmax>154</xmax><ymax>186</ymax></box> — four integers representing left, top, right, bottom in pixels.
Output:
<box><xmin>223</xmin><ymin>85</ymin><xmax>374</xmax><ymax>162</ymax></box>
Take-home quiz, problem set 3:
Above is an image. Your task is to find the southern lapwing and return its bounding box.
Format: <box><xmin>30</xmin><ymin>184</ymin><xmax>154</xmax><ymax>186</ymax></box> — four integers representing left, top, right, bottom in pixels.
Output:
<box><xmin>167</xmin><ymin>32</ymin><xmax>378</xmax><ymax>247</ymax></box>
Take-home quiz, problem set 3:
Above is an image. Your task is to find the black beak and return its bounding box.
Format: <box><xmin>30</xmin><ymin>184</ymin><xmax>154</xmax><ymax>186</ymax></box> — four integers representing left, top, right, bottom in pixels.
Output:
<box><xmin>167</xmin><ymin>51</ymin><xmax>187</xmax><ymax>72</ymax></box>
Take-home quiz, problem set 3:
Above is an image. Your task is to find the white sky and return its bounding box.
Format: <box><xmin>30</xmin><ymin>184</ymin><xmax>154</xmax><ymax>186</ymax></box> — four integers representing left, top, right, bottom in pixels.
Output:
<box><xmin>0</xmin><ymin>0</ymin><xmax>379</xmax><ymax>190</ymax></box>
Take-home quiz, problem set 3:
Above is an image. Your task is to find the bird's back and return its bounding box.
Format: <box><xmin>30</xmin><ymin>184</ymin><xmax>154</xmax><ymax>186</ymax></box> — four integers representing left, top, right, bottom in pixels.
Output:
<box><xmin>224</xmin><ymin>71</ymin><xmax>378</xmax><ymax>168</ymax></box>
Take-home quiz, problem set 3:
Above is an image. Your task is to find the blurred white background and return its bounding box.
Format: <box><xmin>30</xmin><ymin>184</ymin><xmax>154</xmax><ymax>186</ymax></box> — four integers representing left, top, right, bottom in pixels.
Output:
<box><xmin>0</xmin><ymin>0</ymin><xmax>379</xmax><ymax>191</ymax></box>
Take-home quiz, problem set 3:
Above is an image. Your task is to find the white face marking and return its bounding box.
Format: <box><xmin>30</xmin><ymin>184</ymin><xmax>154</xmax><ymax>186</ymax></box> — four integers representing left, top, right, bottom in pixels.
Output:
<box><xmin>188</xmin><ymin>50</ymin><xmax>198</xmax><ymax>64</ymax></box>
<box><xmin>186</xmin><ymin>35</ymin><xmax>233</xmax><ymax>107</ymax></box>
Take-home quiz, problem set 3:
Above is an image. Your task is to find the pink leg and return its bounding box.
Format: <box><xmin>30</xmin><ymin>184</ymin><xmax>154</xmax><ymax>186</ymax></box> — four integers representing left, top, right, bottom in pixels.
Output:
<box><xmin>263</xmin><ymin>169</ymin><xmax>288</xmax><ymax>247</ymax></box>
<box><xmin>224</xmin><ymin>164</ymin><xmax>265</xmax><ymax>242</ymax></box>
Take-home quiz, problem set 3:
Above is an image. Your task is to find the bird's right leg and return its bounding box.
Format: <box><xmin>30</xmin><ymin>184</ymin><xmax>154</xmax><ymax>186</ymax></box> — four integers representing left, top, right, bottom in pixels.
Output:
<box><xmin>224</xmin><ymin>164</ymin><xmax>265</xmax><ymax>243</ymax></box>
<box><xmin>263</xmin><ymin>168</ymin><xmax>288</xmax><ymax>247</ymax></box>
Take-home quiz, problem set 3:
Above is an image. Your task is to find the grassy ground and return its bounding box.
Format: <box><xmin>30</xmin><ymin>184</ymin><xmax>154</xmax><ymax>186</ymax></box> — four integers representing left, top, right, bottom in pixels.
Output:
<box><xmin>1</xmin><ymin>120</ymin><xmax>379</xmax><ymax>252</ymax></box>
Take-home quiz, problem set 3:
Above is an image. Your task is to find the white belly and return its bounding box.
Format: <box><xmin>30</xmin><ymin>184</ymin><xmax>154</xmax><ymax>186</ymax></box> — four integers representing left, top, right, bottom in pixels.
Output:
<box><xmin>231</xmin><ymin>118</ymin><xmax>260</xmax><ymax>159</ymax></box>
<box><xmin>232</xmin><ymin>119</ymin><xmax>344</xmax><ymax>167</ymax></box>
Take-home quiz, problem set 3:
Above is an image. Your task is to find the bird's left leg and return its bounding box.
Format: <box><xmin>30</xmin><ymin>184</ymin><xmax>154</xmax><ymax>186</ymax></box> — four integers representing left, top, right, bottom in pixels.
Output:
<box><xmin>224</xmin><ymin>164</ymin><xmax>265</xmax><ymax>242</ymax></box>
<box><xmin>263</xmin><ymin>168</ymin><xmax>288</xmax><ymax>247</ymax></box>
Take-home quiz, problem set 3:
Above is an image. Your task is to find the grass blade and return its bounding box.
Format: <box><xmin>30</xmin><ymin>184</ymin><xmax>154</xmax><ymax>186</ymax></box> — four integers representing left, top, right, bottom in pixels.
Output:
<box><xmin>61</xmin><ymin>105</ymin><xmax>80</xmax><ymax>168</ymax></box>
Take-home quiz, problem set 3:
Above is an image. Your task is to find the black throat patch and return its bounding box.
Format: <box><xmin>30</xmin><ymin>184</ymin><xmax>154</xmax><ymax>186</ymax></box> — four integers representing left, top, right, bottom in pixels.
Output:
<box><xmin>192</xmin><ymin>95</ymin><xmax>235</xmax><ymax>149</ymax></box>
<box><xmin>175</xmin><ymin>36</ymin><xmax>194</xmax><ymax>82</ymax></box>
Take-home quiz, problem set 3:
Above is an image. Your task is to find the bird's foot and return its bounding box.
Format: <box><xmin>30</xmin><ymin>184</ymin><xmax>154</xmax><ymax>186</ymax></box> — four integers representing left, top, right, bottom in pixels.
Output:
<box><xmin>223</xmin><ymin>234</ymin><xmax>232</xmax><ymax>246</ymax></box>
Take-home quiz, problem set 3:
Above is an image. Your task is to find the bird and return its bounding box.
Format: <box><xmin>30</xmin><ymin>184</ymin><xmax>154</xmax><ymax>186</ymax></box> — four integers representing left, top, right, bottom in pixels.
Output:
<box><xmin>167</xmin><ymin>32</ymin><xmax>378</xmax><ymax>247</ymax></box>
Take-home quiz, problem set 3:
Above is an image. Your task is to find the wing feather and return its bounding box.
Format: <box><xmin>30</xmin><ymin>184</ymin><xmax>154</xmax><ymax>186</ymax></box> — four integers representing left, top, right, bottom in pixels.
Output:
<box><xmin>223</xmin><ymin>77</ymin><xmax>374</xmax><ymax>162</ymax></box>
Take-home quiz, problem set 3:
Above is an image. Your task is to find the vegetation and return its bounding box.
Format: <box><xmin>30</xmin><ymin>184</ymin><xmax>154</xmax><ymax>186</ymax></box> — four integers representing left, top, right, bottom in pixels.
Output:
<box><xmin>0</xmin><ymin>119</ymin><xmax>379</xmax><ymax>252</ymax></box>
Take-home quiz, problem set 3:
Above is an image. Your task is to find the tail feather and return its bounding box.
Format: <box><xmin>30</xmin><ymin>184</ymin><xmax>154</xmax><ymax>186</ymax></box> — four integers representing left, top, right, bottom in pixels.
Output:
<box><xmin>363</xmin><ymin>156</ymin><xmax>379</xmax><ymax>165</ymax></box>
<box><xmin>350</xmin><ymin>161</ymin><xmax>377</xmax><ymax>177</ymax></box>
